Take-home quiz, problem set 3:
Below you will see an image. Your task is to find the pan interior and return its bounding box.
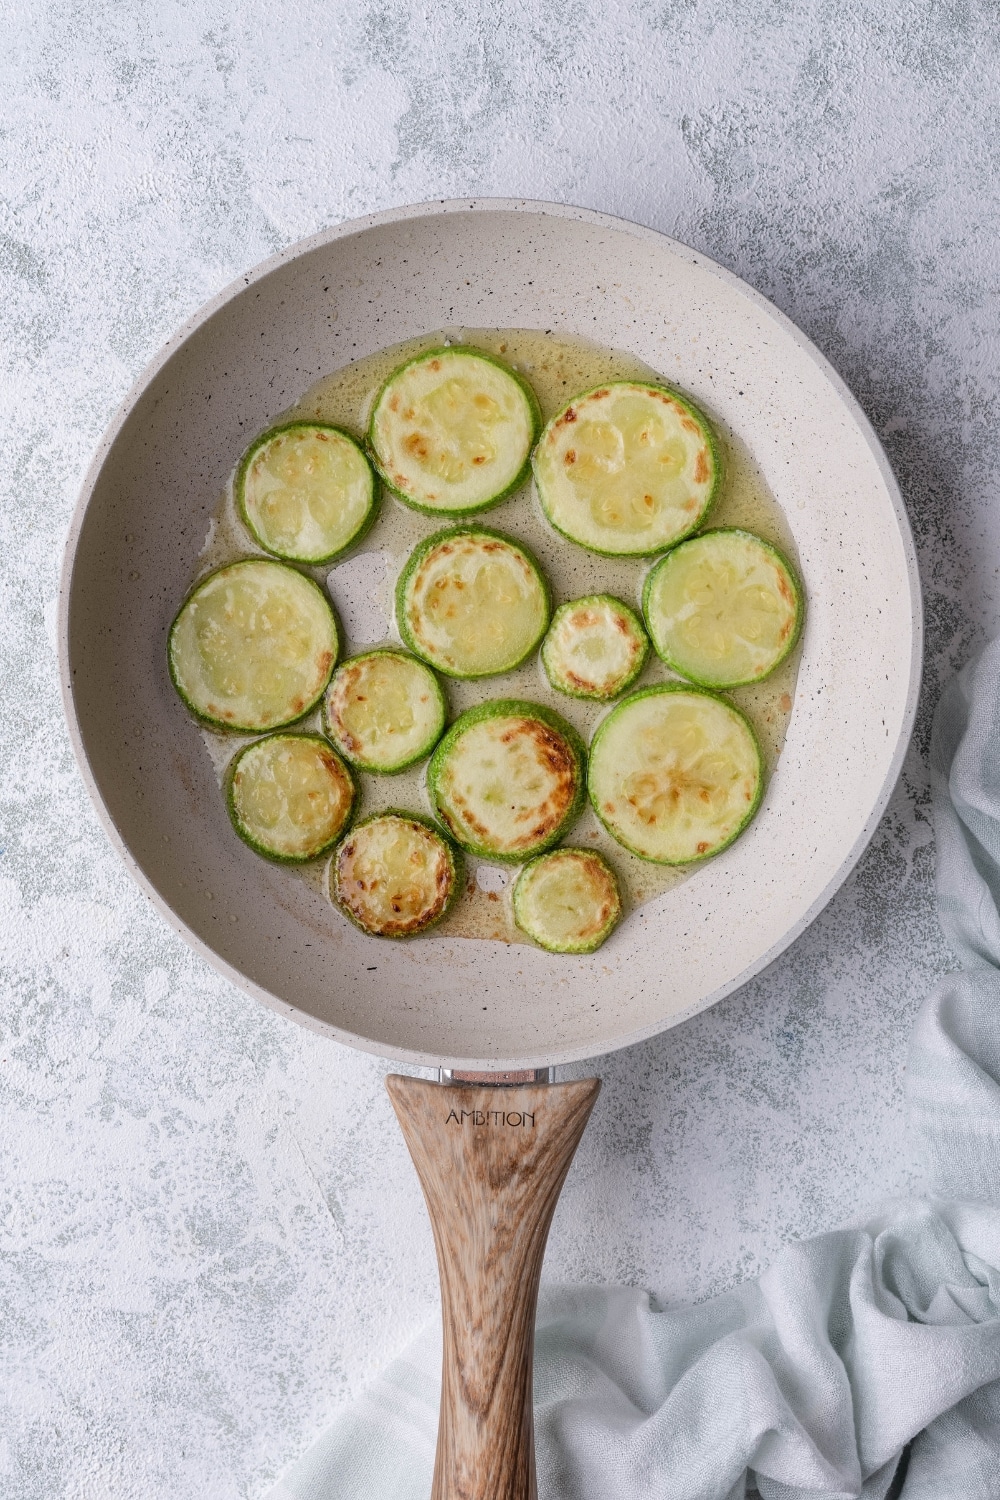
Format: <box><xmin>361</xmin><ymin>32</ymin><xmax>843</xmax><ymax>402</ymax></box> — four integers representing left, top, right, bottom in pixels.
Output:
<box><xmin>61</xmin><ymin>203</ymin><xmax>919</xmax><ymax>1068</ymax></box>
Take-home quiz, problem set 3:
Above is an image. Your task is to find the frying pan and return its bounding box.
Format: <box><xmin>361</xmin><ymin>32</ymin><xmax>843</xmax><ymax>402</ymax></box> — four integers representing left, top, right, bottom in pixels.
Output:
<box><xmin>58</xmin><ymin>200</ymin><xmax>921</xmax><ymax>1499</ymax></box>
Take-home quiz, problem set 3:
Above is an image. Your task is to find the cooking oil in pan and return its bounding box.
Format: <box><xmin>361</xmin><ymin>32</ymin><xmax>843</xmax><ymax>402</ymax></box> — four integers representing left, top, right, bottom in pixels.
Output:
<box><xmin>194</xmin><ymin>328</ymin><xmax>802</xmax><ymax>947</ymax></box>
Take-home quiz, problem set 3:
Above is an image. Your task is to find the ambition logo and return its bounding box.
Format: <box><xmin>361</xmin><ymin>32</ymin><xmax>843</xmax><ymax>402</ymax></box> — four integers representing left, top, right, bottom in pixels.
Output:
<box><xmin>444</xmin><ymin>1108</ymin><xmax>536</xmax><ymax>1128</ymax></box>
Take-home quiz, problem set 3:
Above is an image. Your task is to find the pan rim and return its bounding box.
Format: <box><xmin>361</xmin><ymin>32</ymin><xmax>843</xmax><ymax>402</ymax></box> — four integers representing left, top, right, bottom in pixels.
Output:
<box><xmin>58</xmin><ymin>197</ymin><xmax>923</xmax><ymax>1070</ymax></box>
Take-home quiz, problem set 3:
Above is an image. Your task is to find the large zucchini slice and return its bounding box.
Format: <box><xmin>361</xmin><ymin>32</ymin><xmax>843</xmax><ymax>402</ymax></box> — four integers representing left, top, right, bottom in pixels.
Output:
<box><xmin>542</xmin><ymin>594</ymin><xmax>648</xmax><ymax>701</ymax></box>
<box><xmin>396</xmin><ymin>527</ymin><xmax>549</xmax><ymax>678</ymax></box>
<box><xmin>369</xmin><ymin>347</ymin><xmax>540</xmax><ymax>515</ymax></box>
<box><xmin>643</xmin><ymin>528</ymin><xmax>803</xmax><ymax>689</ymax></box>
<box><xmin>512</xmin><ymin>848</ymin><xmax>622</xmax><ymax>954</ymax></box>
<box><xmin>323</xmin><ymin>649</ymin><xmax>446</xmax><ymax>773</ymax></box>
<box><xmin>428</xmin><ymin>699</ymin><xmax>585</xmax><ymax>862</ymax></box>
<box><xmin>532</xmin><ymin>381</ymin><xmax>720</xmax><ymax>556</ymax></box>
<box><xmin>227</xmin><ymin>732</ymin><xmax>354</xmax><ymax>862</ymax></box>
<box><xmin>237</xmin><ymin>422</ymin><xmax>376</xmax><ymax>564</ymax></box>
<box><xmin>588</xmin><ymin>685</ymin><xmax>763</xmax><ymax>864</ymax></box>
<box><xmin>169</xmin><ymin>559</ymin><xmax>338</xmax><ymax>732</ymax></box>
<box><xmin>331</xmin><ymin>811</ymin><xmax>462</xmax><ymax>938</ymax></box>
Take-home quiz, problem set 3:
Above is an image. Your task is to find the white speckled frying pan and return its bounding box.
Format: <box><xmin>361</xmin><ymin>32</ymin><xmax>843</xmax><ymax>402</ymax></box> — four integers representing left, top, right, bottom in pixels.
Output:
<box><xmin>59</xmin><ymin>198</ymin><xmax>920</xmax><ymax>1071</ymax></box>
<box><xmin>59</xmin><ymin>201</ymin><xmax>920</xmax><ymax>1498</ymax></box>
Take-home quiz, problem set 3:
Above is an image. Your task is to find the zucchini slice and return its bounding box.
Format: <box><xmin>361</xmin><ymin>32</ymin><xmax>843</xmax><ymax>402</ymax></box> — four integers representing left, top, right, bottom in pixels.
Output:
<box><xmin>643</xmin><ymin>528</ymin><xmax>804</xmax><ymax>689</ymax></box>
<box><xmin>323</xmin><ymin>649</ymin><xmax>446</xmax><ymax>773</ymax></box>
<box><xmin>588</xmin><ymin>685</ymin><xmax>763</xmax><ymax>864</ymax></box>
<box><xmin>396</xmin><ymin>527</ymin><xmax>549</xmax><ymax>679</ymax></box>
<box><xmin>332</xmin><ymin>811</ymin><xmax>462</xmax><ymax>938</ymax></box>
<box><xmin>237</xmin><ymin>422</ymin><xmax>376</xmax><ymax>565</ymax></box>
<box><xmin>428</xmin><ymin>699</ymin><xmax>585</xmax><ymax>862</ymax></box>
<box><xmin>369</xmin><ymin>347</ymin><xmax>540</xmax><ymax>516</ymax></box>
<box><xmin>227</xmin><ymin>732</ymin><xmax>354</xmax><ymax>862</ymax></box>
<box><xmin>513</xmin><ymin>848</ymin><xmax>622</xmax><ymax>954</ymax></box>
<box><xmin>169</xmin><ymin>559</ymin><xmax>338</xmax><ymax>732</ymax></box>
<box><xmin>542</xmin><ymin>594</ymin><xmax>648</xmax><ymax>701</ymax></box>
<box><xmin>532</xmin><ymin>381</ymin><xmax>720</xmax><ymax>556</ymax></box>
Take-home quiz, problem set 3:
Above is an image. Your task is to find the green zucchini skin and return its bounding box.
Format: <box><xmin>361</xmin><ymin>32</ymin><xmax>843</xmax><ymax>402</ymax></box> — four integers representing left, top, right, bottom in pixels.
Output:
<box><xmin>587</xmin><ymin>683</ymin><xmax>764</xmax><ymax>865</ymax></box>
<box><xmin>427</xmin><ymin>698</ymin><xmax>586</xmax><ymax>863</ymax></box>
<box><xmin>330</xmin><ymin>809</ymin><xmax>463</xmax><ymax>938</ymax></box>
<box><xmin>368</xmin><ymin>347</ymin><xmax>542</xmax><ymax>517</ymax></box>
<box><xmin>532</xmin><ymin>381</ymin><xmax>722</xmax><ymax>557</ymax></box>
<box><xmin>541</xmin><ymin>593</ymin><xmax>649</xmax><ymax>701</ymax></box>
<box><xmin>512</xmin><ymin>847</ymin><xmax>622</xmax><ymax>954</ymax></box>
<box><xmin>225</xmin><ymin>732</ymin><xmax>356</xmax><ymax>863</ymax></box>
<box><xmin>642</xmin><ymin>527</ymin><xmax>804</xmax><ymax>689</ymax></box>
<box><xmin>322</xmin><ymin>649</ymin><xmax>447</xmax><ymax>774</ymax></box>
<box><xmin>167</xmin><ymin>558</ymin><xmax>339</xmax><ymax>734</ymax></box>
<box><xmin>395</xmin><ymin>526</ymin><xmax>551</xmax><ymax>679</ymax></box>
<box><xmin>236</xmin><ymin>421</ymin><xmax>378</xmax><ymax>566</ymax></box>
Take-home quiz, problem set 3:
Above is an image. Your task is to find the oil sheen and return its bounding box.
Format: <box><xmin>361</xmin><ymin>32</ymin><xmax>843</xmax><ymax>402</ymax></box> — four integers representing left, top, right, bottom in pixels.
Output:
<box><xmin>194</xmin><ymin>328</ymin><xmax>802</xmax><ymax>947</ymax></box>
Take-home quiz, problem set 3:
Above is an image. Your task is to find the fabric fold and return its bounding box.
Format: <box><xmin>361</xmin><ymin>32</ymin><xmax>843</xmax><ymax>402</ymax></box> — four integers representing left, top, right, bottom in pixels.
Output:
<box><xmin>270</xmin><ymin>639</ymin><xmax>1000</xmax><ymax>1500</ymax></box>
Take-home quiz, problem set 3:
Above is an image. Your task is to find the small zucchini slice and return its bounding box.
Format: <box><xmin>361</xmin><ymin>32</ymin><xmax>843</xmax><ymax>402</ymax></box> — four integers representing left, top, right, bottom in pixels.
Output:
<box><xmin>428</xmin><ymin>699</ymin><xmax>585</xmax><ymax>862</ymax></box>
<box><xmin>532</xmin><ymin>381</ymin><xmax>720</xmax><ymax>556</ymax></box>
<box><xmin>227</xmin><ymin>732</ymin><xmax>354</xmax><ymax>862</ymax></box>
<box><xmin>513</xmin><ymin>848</ymin><xmax>622</xmax><ymax>954</ymax></box>
<box><xmin>169</xmin><ymin>559</ymin><xmax>338</xmax><ymax>732</ymax></box>
<box><xmin>331</xmin><ymin>811</ymin><xmax>462</xmax><ymax>938</ymax></box>
<box><xmin>369</xmin><ymin>347</ymin><xmax>540</xmax><ymax>516</ymax></box>
<box><xmin>323</xmin><ymin>649</ymin><xmax>446</xmax><ymax>773</ymax></box>
<box><xmin>237</xmin><ymin>422</ymin><xmax>376</xmax><ymax>565</ymax></box>
<box><xmin>396</xmin><ymin>527</ymin><xmax>550</xmax><ymax>679</ymax></box>
<box><xmin>643</xmin><ymin>528</ymin><xmax>804</xmax><ymax>689</ymax></box>
<box><xmin>588</xmin><ymin>684</ymin><xmax>763</xmax><ymax>864</ymax></box>
<box><xmin>541</xmin><ymin>594</ymin><xmax>648</xmax><ymax>701</ymax></box>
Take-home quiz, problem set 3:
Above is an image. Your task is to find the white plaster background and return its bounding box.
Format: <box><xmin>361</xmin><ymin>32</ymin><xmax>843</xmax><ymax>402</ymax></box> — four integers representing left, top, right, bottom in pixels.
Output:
<box><xmin>0</xmin><ymin>2</ymin><xmax>996</xmax><ymax>1495</ymax></box>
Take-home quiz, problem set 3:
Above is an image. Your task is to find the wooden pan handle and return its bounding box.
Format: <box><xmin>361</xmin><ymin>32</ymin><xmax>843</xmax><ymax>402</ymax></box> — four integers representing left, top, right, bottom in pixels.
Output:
<box><xmin>386</xmin><ymin>1075</ymin><xmax>600</xmax><ymax>1500</ymax></box>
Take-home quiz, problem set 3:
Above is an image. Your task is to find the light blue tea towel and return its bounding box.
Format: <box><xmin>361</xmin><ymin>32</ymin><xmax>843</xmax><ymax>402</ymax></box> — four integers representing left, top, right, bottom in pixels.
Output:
<box><xmin>270</xmin><ymin>638</ymin><xmax>1000</xmax><ymax>1500</ymax></box>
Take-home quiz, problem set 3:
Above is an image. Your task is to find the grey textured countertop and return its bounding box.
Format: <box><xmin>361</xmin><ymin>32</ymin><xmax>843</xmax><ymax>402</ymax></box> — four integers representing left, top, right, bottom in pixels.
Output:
<box><xmin>1</xmin><ymin>2</ymin><xmax>996</xmax><ymax>1494</ymax></box>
